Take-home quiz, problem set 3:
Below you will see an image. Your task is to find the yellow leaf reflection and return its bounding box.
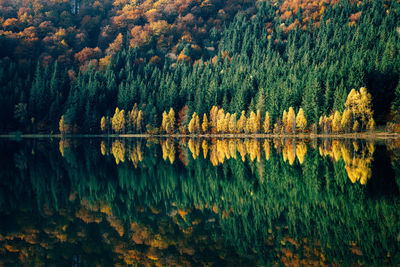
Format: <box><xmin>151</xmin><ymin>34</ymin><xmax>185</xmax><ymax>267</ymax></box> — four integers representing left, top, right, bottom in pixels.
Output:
<box><xmin>296</xmin><ymin>141</ymin><xmax>307</xmax><ymax>164</ymax></box>
<box><xmin>100</xmin><ymin>141</ymin><xmax>106</xmax><ymax>156</ymax></box>
<box><xmin>101</xmin><ymin>138</ymin><xmax>375</xmax><ymax>185</ymax></box>
<box><xmin>161</xmin><ymin>139</ymin><xmax>175</xmax><ymax>164</ymax></box>
<box><xmin>202</xmin><ymin>140</ymin><xmax>208</xmax><ymax>159</ymax></box>
<box><xmin>112</xmin><ymin>140</ymin><xmax>125</xmax><ymax>165</ymax></box>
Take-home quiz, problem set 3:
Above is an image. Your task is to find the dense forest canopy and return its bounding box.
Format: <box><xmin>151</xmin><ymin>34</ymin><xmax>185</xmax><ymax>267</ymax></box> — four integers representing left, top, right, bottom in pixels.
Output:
<box><xmin>0</xmin><ymin>0</ymin><xmax>256</xmax><ymax>69</ymax></box>
<box><xmin>0</xmin><ymin>0</ymin><xmax>400</xmax><ymax>134</ymax></box>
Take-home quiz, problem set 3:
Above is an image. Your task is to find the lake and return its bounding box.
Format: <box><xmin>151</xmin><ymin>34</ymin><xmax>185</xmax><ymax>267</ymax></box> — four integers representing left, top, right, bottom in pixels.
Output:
<box><xmin>0</xmin><ymin>137</ymin><xmax>399</xmax><ymax>266</ymax></box>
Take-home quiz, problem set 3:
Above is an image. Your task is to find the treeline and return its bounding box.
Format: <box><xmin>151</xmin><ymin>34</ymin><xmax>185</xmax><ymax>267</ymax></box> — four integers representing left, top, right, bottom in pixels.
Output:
<box><xmin>1</xmin><ymin>0</ymin><xmax>400</xmax><ymax>134</ymax></box>
<box><xmin>98</xmin><ymin>86</ymin><xmax>375</xmax><ymax>135</ymax></box>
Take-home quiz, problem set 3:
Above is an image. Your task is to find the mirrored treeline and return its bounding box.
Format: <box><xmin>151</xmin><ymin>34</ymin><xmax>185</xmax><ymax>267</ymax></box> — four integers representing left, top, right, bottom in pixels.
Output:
<box><xmin>0</xmin><ymin>138</ymin><xmax>399</xmax><ymax>266</ymax></box>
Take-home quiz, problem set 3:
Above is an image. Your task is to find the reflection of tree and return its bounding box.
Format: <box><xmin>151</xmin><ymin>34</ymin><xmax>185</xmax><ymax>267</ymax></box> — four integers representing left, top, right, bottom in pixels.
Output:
<box><xmin>1</xmin><ymin>138</ymin><xmax>399</xmax><ymax>266</ymax></box>
<box><xmin>109</xmin><ymin>140</ymin><xmax>144</xmax><ymax>167</ymax></box>
<box><xmin>318</xmin><ymin>140</ymin><xmax>374</xmax><ymax>185</ymax></box>
<box><xmin>58</xmin><ymin>139</ymin><xmax>71</xmax><ymax>157</ymax></box>
<box><xmin>187</xmin><ymin>139</ymin><xmax>200</xmax><ymax>159</ymax></box>
<box><xmin>0</xmin><ymin>196</ymin><xmax>240</xmax><ymax>266</ymax></box>
<box><xmin>263</xmin><ymin>140</ymin><xmax>270</xmax><ymax>160</ymax></box>
<box><xmin>106</xmin><ymin>138</ymin><xmax>375</xmax><ymax>185</ymax></box>
<box><xmin>100</xmin><ymin>140</ymin><xmax>107</xmax><ymax>155</ymax></box>
<box><xmin>161</xmin><ymin>139</ymin><xmax>175</xmax><ymax>164</ymax></box>
<box><xmin>296</xmin><ymin>141</ymin><xmax>307</xmax><ymax>164</ymax></box>
<box><xmin>112</xmin><ymin>140</ymin><xmax>125</xmax><ymax>164</ymax></box>
<box><xmin>128</xmin><ymin>141</ymin><xmax>143</xmax><ymax>168</ymax></box>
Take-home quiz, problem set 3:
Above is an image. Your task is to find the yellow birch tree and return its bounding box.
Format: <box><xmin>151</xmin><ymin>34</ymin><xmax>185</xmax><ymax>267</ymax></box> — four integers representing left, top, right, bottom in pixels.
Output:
<box><xmin>255</xmin><ymin>110</ymin><xmax>261</xmax><ymax>133</ymax></box>
<box><xmin>332</xmin><ymin>111</ymin><xmax>342</xmax><ymax>133</ymax></box>
<box><xmin>210</xmin><ymin>106</ymin><xmax>218</xmax><ymax>133</ymax></box>
<box><xmin>229</xmin><ymin>113</ymin><xmax>237</xmax><ymax>133</ymax></box>
<box><xmin>287</xmin><ymin>107</ymin><xmax>296</xmax><ymax>133</ymax></box>
<box><xmin>282</xmin><ymin>110</ymin><xmax>288</xmax><ymax>133</ymax></box>
<box><xmin>223</xmin><ymin>113</ymin><xmax>230</xmax><ymax>133</ymax></box>
<box><xmin>263</xmin><ymin>112</ymin><xmax>270</xmax><ymax>133</ymax></box>
<box><xmin>100</xmin><ymin>116</ymin><xmax>107</xmax><ymax>132</ymax></box>
<box><xmin>216</xmin><ymin>108</ymin><xmax>225</xmax><ymax>133</ymax></box>
<box><xmin>296</xmin><ymin>108</ymin><xmax>307</xmax><ymax>132</ymax></box>
<box><xmin>237</xmin><ymin>111</ymin><xmax>246</xmax><ymax>133</ymax></box>
<box><xmin>136</xmin><ymin>110</ymin><xmax>143</xmax><ymax>132</ymax></box>
<box><xmin>202</xmin><ymin>114</ymin><xmax>209</xmax><ymax>133</ymax></box>
<box><xmin>59</xmin><ymin>115</ymin><xmax>71</xmax><ymax>134</ymax></box>
<box><xmin>341</xmin><ymin>109</ymin><xmax>352</xmax><ymax>132</ymax></box>
<box><xmin>367</xmin><ymin>117</ymin><xmax>375</xmax><ymax>131</ymax></box>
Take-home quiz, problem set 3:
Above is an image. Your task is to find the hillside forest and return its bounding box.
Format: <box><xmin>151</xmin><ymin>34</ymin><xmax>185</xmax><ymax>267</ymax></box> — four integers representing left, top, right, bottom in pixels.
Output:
<box><xmin>1</xmin><ymin>0</ymin><xmax>400</xmax><ymax>134</ymax></box>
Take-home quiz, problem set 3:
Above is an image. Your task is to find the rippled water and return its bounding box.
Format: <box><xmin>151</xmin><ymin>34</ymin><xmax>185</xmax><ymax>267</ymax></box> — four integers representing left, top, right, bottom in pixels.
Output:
<box><xmin>0</xmin><ymin>138</ymin><xmax>399</xmax><ymax>266</ymax></box>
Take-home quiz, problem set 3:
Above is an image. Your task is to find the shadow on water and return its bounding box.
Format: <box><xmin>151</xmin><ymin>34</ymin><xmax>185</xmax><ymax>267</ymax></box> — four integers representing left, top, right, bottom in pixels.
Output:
<box><xmin>368</xmin><ymin>145</ymin><xmax>399</xmax><ymax>198</ymax></box>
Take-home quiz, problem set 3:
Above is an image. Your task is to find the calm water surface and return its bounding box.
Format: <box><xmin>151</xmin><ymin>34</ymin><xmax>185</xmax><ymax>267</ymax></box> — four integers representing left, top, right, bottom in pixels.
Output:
<box><xmin>0</xmin><ymin>138</ymin><xmax>399</xmax><ymax>266</ymax></box>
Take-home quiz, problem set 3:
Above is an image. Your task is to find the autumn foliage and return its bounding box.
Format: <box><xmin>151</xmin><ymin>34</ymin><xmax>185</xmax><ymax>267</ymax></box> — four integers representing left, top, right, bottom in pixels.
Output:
<box><xmin>0</xmin><ymin>0</ymin><xmax>255</xmax><ymax>68</ymax></box>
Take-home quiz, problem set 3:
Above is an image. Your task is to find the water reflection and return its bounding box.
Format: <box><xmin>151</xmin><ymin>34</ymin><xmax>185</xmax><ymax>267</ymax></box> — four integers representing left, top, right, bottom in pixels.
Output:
<box><xmin>96</xmin><ymin>138</ymin><xmax>376</xmax><ymax>185</ymax></box>
<box><xmin>0</xmin><ymin>138</ymin><xmax>399</xmax><ymax>266</ymax></box>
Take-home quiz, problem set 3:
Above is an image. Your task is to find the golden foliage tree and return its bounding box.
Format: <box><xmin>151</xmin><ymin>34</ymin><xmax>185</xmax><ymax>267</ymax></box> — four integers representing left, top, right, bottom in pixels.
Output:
<box><xmin>286</xmin><ymin>107</ymin><xmax>296</xmax><ymax>133</ymax></box>
<box><xmin>282</xmin><ymin>110</ymin><xmax>288</xmax><ymax>133</ymax></box>
<box><xmin>161</xmin><ymin>111</ymin><xmax>168</xmax><ymax>133</ymax></box>
<box><xmin>112</xmin><ymin>108</ymin><xmax>126</xmax><ymax>133</ymax></box>
<box><xmin>216</xmin><ymin>108</ymin><xmax>225</xmax><ymax>133</ymax></box>
<box><xmin>345</xmin><ymin>89</ymin><xmax>359</xmax><ymax>122</ymax></box>
<box><xmin>188</xmin><ymin>112</ymin><xmax>200</xmax><ymax>134</ymax></box>
<box><xmin>127</xmin><ymin>104</ymin><xmax>138</xmax><ymax>133</ymax></box>
<box><xmin>168</xmin><ymin>108</ymin><xmax>175</xmax><ymax>133</ymax></box>
<box><xmin>263</xmin><ymin>112</ymin><xmax>270</xmax><ymax>133</ymax></box>
<box><xmin>367</xmin><ymin>117</ymin><xmax>375</xmax><ymax>131</ymax></box>
<box><xmin>359</xmin><ymin>87</ymin><xmax>374</xmax><ymax>129</ymax></box>
<box><xmin>194</xmin><ymin>113</ymin><xmax>200</xmax><ymax>133</ymax></box>
<box><xmin>202</xmin><ymin>114</ymin><xmax>209</xmax><ymax>133</ymax></box>
<box><xmin>295</xmin><ymin>108</ymin><xmax>307</xmax><ymax>133</ymax></box>
<box><xmin>100</xmin><ymin>116</ymin><xmax>107</xmax><ymax>132</ymax></box>
<box><xmin>106</xmin><ymin>33</ymin><xmax>123</xmax><ymax>55</ymax></box>
<box><xmin>209</xmin><ymin>106</ymin><xmax>218</xmax><ymax>133</ymax></box>
<box><xmin>59</xmin><ymin>115</ymin><xmax>71</xmax><ymax>134</ymax></box>
<box><xmin>161</xmin><ymin>108</ymin><xmax>175</xmax><ymax>134</ymax></box>
<box><xmin>237</xmin><ymin>111</ymin><xmax>246</xmax><ymax>133</ymax></box>
<box><xmin>229</xmin><ymin>113</ymin><xmax>237</xmax><ymax>133</ymax></box>
<box><xmin>319</xmin><ymin>115</ymin><xmax>333</xmax><ymax>134</ymax></box>
<box><xmin>341</xmin><ymin>109</ymin><xmax>352</xmax><ymax>132</ymax></box>
<box><xmin>136</xmin><ymin>110</ymin><xmax>143</xmax><ymax>133</ymax></box>
<box><xmin>344</xmin><ymin>87</ymin><xmax>374</xmax><ymax>131</ymax></box>
<box><xmin>255</xmin><ymin>110</ymin><xmax>261</xmax><ymax>133</ymax></box>
<box><xmin>332</xmin><ymin>111</ymin><xmax>341</xmax><ymax>133</ymax></box>
<box><xmin>223</xmin><ymin>113</ymin><xmax>230</xmax><ymax>133</ymax></box>
<box><xmin>246</xmin><ymin>111</ymin><xmax>256</xmax><ymax>133</ymax></box>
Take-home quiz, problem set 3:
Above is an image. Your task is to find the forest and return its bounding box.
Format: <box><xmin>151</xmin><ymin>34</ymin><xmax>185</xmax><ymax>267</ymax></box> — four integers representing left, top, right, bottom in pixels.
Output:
<box><xmin>0</xmin><ymin>0</ymin><xmax>400</xmax><ymax>134</ymax></box>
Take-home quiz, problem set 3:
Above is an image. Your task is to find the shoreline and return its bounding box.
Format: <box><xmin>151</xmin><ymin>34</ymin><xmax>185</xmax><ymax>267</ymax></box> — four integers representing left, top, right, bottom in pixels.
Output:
<box><xmin>1</xmin><ymin>132</ymin><xmax>400</xmax><ymax>140</ymax></box>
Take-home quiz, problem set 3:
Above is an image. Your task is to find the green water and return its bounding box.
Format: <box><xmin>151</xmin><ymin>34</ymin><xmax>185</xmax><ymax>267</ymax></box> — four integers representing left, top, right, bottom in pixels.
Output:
<box><xmin>0</xmin><ymin>138</ymin><xmax>399</xmax><ymax>266</ymax></box>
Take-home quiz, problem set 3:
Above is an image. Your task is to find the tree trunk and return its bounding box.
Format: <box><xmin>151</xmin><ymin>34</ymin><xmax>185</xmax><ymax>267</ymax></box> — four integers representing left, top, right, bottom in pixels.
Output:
<box><xmin>72</xmin><ymin>0</ymin><xmax>80</xmax><ymax>15</ymax></box>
